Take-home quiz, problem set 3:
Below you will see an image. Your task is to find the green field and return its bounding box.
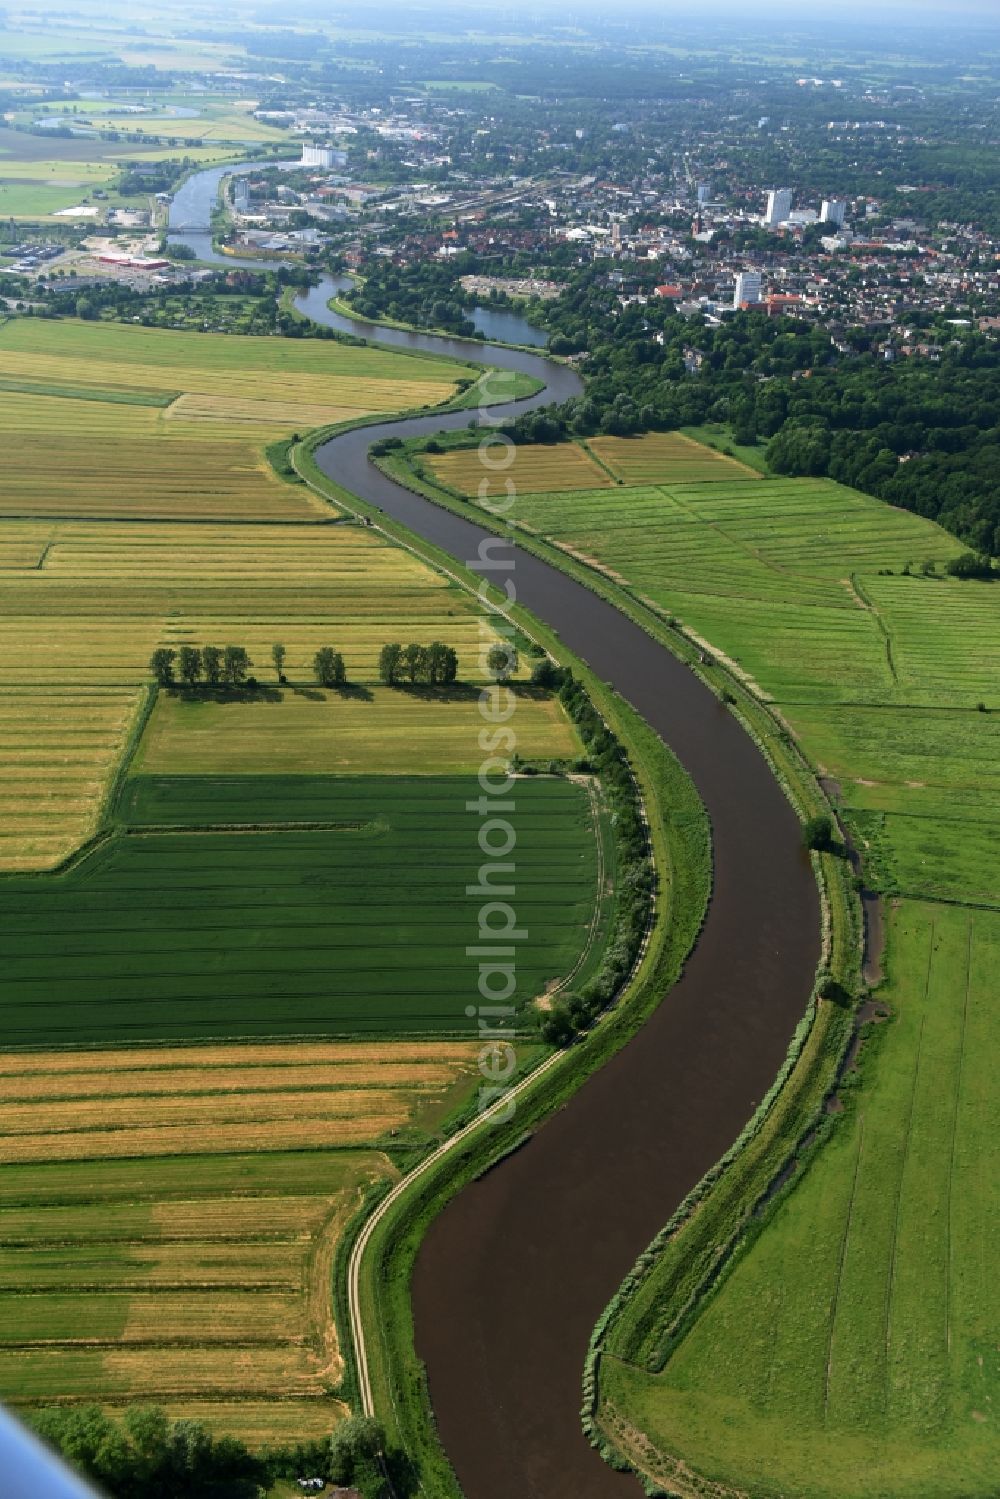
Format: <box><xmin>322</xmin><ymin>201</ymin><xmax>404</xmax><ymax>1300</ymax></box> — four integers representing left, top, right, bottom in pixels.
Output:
<box><xmin>410</xmin><ymin>433</ymin><xmax>1000</xmax><ymax>1496</ymax></box>
<box><xmin>0</xmin><ymin>772</ymin><xmax>604</xmax><ymax>1046</ymax></box>
<box><xmin>0</xmin><ymin>114</ymin><xmax>250</xmax><ymax>217</ymax></box>
<box><xmin>602</xmin><ymin>901</ymin><xmax>999</xmax><ymax>1499</ymax></box>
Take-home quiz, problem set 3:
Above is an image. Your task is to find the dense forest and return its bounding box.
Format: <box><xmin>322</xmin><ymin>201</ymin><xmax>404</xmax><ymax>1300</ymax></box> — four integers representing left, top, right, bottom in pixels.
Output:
<box><xmin>345</xmin><ymin>257</ymin><xmax>482</xmax><ymax>336</ymax></box>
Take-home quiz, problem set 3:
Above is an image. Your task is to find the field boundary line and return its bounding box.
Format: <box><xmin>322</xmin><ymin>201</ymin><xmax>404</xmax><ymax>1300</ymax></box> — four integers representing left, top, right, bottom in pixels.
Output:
<box><xmin>883</xmin><ymin>1004</ymin><xmax>928</xmax><ymax>1403</ymax></box>
<box><xmin>944</xmin><ymin>913</ymin><xmax>974</xmax><ymax>1354</ymax></box>
<box><xmin>823</xmin><ymin>1114</ymin><xmax>866</xmax><ymax>1422</ymax></box>
<box><xmin>850</xmin><ymin>572</ymin><xmax>899</xmax><ymax>686</ymax></box>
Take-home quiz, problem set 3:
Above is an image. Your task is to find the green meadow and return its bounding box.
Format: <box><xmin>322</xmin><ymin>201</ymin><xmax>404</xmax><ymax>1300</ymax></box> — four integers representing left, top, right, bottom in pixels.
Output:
<box><xmin>602</xmin><ymin>901</ymin><xmax>999</xmax><ymax>1499</ymax></box>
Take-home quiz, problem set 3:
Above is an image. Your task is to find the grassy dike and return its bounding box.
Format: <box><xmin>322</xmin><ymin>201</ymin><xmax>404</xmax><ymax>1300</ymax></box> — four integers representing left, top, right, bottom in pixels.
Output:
<box><xmin>294</xmin><ymin>423</ymin><xmax>713</xmax><ymax>1493</ymax></box>
<box><xmin>368</xmin><ymin>440</ymin><xmax>864</xmax><ymax>1490</ymax></box>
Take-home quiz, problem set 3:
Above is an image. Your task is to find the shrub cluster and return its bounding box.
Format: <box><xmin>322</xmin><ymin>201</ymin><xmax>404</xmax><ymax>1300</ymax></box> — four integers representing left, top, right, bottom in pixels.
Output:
<box><xmin>29</xmin><ymin>1405</ymin><xmax>391</xmax><ymax>1499</ymax></box>
<box><xmin>541</xmin><ymin>671</ymin><xmax>654</xmax><ymax>1046</ymax></box>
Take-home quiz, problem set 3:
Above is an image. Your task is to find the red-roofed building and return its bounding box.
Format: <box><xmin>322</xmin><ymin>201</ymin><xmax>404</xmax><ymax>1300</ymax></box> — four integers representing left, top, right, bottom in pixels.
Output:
<box><xmin>654</xmin><ymin>284</ymin><xmax>684</xmax><ymax>299</ymax></box>
<box><xmin>764</xmin><ymin>293</ymin><xmax>803</xmax><ymax>314</ymax></box>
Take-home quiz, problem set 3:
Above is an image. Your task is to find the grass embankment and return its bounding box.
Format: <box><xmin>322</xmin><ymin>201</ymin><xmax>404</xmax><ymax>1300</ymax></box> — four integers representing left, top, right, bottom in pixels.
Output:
<box><xmin>600</xmin><ymin>899</ymin><xmax>999</xmax><ymax>1499</ymax></box>
<box><xmin>365</xmin><ymin>430</ymin><xmax>869</xmax><ymax>1487</ymax></box>
<box><xmin>388</xmin><ymin>427</ymin><xmax>997</xmax><ymax>1497</ymax></box>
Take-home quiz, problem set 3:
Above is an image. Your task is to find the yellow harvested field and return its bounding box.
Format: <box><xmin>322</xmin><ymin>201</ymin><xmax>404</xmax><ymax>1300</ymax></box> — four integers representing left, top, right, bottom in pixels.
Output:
<box><xmin>0</xmin><ymin>1039</ymin><xmax>478</xmax><ymax>1073</ymax></box>
<box><xmin>0</xmin><ymin>523</ymin><xmax>516</xmax><ymax>691</ymax></box>
<box><xmin>0</xmin><ymin>418</ymin><xmax>327</xmax><ymax>524</ymax></box>
<box><xmin>0</xmin><ymin>688</ymin><xmax>144</xmax><ymax>871</ymax></box>
<box><xmin>587</xmin><ymin>431</ymin><xmax>761</xmax><ymax>484</ymax></box>
<box><xmin>135</xmin><ymin>683</ymin><xmax>581</xmax><ymax>775</ymax></box>
<box><xmin>152</xmin><ymin>1399</ymin><xmax>347</xmax><ymax>1446</ymax></box>
<box><xmin>0</xmin><ymin>1198</ymin><xmax>334</xmax><ymax>1245</ymax></box>
<box><xmin>0</xmin><ymin>390</ymin><xmax>327</xmax><ymax>521</ymax></box>
<box><xmin>0</xmin><ymin>351</ymin><xmax>456</xmax><ymax>410</ymax></box>
<box><xmin>0</xmin><ymin>1061</ymin><xmax>466</xmax><ymax>1100</ymax></box>
<box><xmin>0</xmin><ymin>1241</ymin><xmax>305</xmax><ymax>1288</ymax></box>
<box><xmin>121</xmin><ymin>1291</ymin><xmax>301</xmax><ymax>1343</ymax></box>
<box><xmin>428</xmin><ymin>439</ymin><xmax>612</xmax><ymax>496</ymax></box>
<box><xmin>2</xmin><ymin>1087</ymin><xmax>426</xmax><ymax>1137</ymax></box>
<box><xmin>99</xmin><ymin>1346</ymin><xmax>341</xmax><ymax>1397</ymax></box>
<box><xmin>0</xmin><ymin>315</ymin><xmax>466</xmax><ymax>523</ymax></box>
<box><xmin>0</xmin><ymin>1040</ymin><xmax>480</xmax><ymax>1441</ymax></box>
<box><xmin>165</xmin><ymin>392</ymin><xmax>373</xmax><ymax>427</ymax></box>
<box><xmin>1</xmin><ymin>1116</ymin><xmax>408</xmax><ymax>1164</ymax></box>
<box><xmin>0</xmin><ymin>1345</ymin><xmax>343</xmax><ymax>1400</ymax></box>
<box><xmin>0</xmin><ymin>519</ymin><xmax>528</xmax><ymax>866</ymax></box>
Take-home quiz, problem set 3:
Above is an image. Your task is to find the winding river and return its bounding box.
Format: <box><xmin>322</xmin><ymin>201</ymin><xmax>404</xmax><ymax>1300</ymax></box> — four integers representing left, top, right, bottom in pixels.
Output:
<box><xmin>165</xmin><ymin>156</ymin><xmax>828</xmax><ymax>1484</ymax></box>
<box><xmin>169</xmin><ymin>163</ymin><xmax>819</xmax><ymax>1492</ymax></box>
<box><xmin>294</xmin><ymin>276</ymin><xmax>822</xmax><ymax>1497</ymax></box>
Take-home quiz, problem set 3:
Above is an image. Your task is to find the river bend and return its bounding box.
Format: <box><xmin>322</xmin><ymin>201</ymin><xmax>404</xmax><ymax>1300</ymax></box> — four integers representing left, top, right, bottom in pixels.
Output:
<box><xmin>299</xmin><ymin>278</ymin><xmax>821</xmax><ymax>1498</ymax></box>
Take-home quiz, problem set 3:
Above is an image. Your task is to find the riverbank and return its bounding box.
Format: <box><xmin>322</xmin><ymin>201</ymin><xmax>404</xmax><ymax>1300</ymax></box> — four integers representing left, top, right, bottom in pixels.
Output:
<box><xmin>371</xmin><ymin>437</ymin><xmax>860</xmax><ymax>1494</ymax></box>
<box><xmin>293</xmin><ymin>425</ymin><xmax>713</xmax><ymax>1491</ymax></box>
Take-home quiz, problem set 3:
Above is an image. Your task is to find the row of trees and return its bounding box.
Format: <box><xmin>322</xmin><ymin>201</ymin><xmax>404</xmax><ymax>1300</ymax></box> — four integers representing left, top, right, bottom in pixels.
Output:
<box><xmin>149</xmin><ymin>643</ymin><xmax>347</xmax><ymax>690</ymax></box>
<box><xmin>540</xmin><ymin>670</ymin><xmax>654</xmax><ymax>1048</ymax></box>
<box><xmin>29</xmin><ymin>1404</ymin><xmax>390</xmax><ymax>1499</ymax></box>
<box><xmin>376</xmin><ymin>640</ymin><xmax>520</xmax><ymax>686</ymax></box>
<box><xmin>378</xmin><ymin>640</ymin><xmax>461</xmax><ymax>686</ymax></box>
<box><xmin>150</xmin><ymin>639</ymin><xmax>513</xmax><ymax>691</ymax></box>
<box><xmin>150</xmin><ymin>645</ymin><xmax>251</xmax><ymax>689</ymax></box>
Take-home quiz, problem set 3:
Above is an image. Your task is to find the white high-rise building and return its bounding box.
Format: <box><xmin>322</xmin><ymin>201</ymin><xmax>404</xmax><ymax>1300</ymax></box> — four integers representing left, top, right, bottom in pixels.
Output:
<box><xmin>734</xmin><ymin>271</ymin><xmax>763</xmax><ymax>308</ymax></box>
<box><xmin>301</xmin><ymin>144</ymin><xmax>340</xmax><ymax>169</ymax></box>
<box><xmin>763</xmin><ymin>188</ymin><xmax>793</xmax><ymax>225</ymax></box>
<box><xmin>820</xmin><ymin>198</ymin><xmax>847</xmax><ymax>226</ymax></box>
<box><xmin>696</xmin><ymin>181</ymin><xmax>711</xmax><ymax>205</ymax></box>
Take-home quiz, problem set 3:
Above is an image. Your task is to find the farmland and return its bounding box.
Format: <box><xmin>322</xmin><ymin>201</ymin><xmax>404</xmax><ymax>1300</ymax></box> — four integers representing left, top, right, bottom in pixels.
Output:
<box><xmin>0</xmin><ymin>120</ymin><xmax>247</xmax><ymax>218</ymax></box>
<box><xmin>424</xmin><ymin>430</ymin><xmax>757</xmax><ymax>500</ymax></box>
<box><xmin>410</xmin><ymin>431</ymin><xmax>1000</xmax><ymax>1496</ymax></box>
<box><xmin>134</xmin><ymin>684</ymin><xmax>581</xmax><ymax>775</ymax></box>
<box><xmin>0</xmin><ymin>1039</ymin><xmax>481</xmax><ymax>1443</ymax></box>
<box><xmin>0</xmin><ymin>313</ymin><xmax>493</xmax><ymax>869</ymax></box>
<box><xmin>0</xmin><ymin>515</ymin><xmax>550</xmax><ymax>870</ymax></box>
<box><xmin>0</xmin><ymin>298</ymin><xmax>611</xmax><ymax>1463</ymax></box>
<box><xmin>0</xmin><ymin>772</ymin><xmax>604</xmax><ymax>1047</ymax></box>
<box><xmin>602</xmin><ymin>902</ymin><xmax>999</xmax><ymax>1499</ymax></box>
<box><xmin>427</xmin><ymin>438</ymin><xmax>613</xmax><ymax>495</ymax></box>
<box><xmin>587</xmin><ymin>431</ymin><xmax>760</xmax><ymax>485</ymax></box>
<box><xmin>0</xmin><ymin>318</ymin><xmax>468</xmax><ymax>522</ymax></box>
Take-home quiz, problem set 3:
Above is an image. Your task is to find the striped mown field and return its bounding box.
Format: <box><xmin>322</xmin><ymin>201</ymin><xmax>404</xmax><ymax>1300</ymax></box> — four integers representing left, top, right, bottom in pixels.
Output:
<box><xmin>1</xmin><ymin>772</ymin><xmax>604</xmax><ymax>1046</ymax></box>
<box><xmin>427</xmin><ymin>439</ymin><xmax>612</xmax><ymax>496</ymax></box>
<box><xmin>0</xmin><ymin>520</ymin><xmax>535</xmax><ymax>868</ymax></box>
<box><xmin>134</xmin><ymin>683</ymin><xmax>581</xmax><ymax>775</ymax></box>
<box><xmin>0</xmin><ymin>688</ymin><xmax>144</xmax><ymax>872</ymax></box>
<box><xmin>587</xmin><ymin>430</ymin><xmax>760</xmax><ymax>484</ymax></box>
<box><xmin>0</xmin><ymin>314</ymin><xmax>470</xmax><ymax>521</ymax></box>
<box><xmin>0</xmin><ymin>1039</ymin><xmax>479</xmax><ymax>1443</ymax></box>
<box><xmin>603</xmin><ymin>902</ymin><xmax>1000</xmax><ymax>1499</ymax></box>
